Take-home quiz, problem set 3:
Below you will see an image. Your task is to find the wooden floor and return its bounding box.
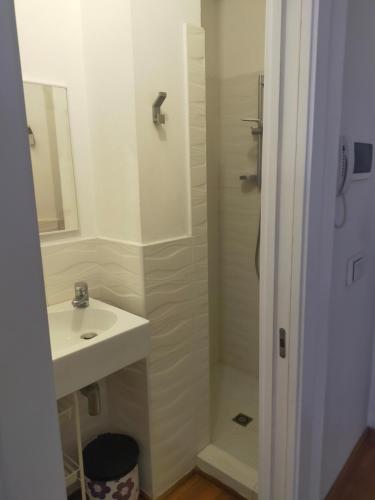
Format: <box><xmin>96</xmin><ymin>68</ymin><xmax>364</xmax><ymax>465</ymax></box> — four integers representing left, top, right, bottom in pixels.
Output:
<box><xmin>162</xmin><ymin>473</ymin><xmax>239</xmax><ymax>500</ymax></box>
<box><xmin>70</xmin><ymin>472</ymin><xmax>239</xmax><ymax>500</ymax></box>
<box><xmin>326</xmin><ymin>429</ymin><xmax>375</xmax><ymax>500</ymax></box>
<box><xmin>72</xmin><ymin>429</ymin><xmax>375</xmax><ymax>500</ymax></box>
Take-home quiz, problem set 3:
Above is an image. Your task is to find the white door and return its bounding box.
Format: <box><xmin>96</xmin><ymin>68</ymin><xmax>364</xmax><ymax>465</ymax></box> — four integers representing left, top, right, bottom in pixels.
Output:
<box><xmin>0</xmin><ymin>2</ymin><xmax>66</xmax><ymax>499</ymax></box>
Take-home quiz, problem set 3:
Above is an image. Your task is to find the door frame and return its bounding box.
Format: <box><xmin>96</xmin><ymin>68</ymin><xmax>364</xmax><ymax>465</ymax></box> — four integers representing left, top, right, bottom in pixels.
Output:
<box><xmin>260</xmin><ymin>0</ymin><xmax>349</xmax><ymax>499</ymax></box>
<box><xmin>258</xmin><ymin>0</ymin><xmax>282</xmax><ymax>497</ymax></box>
<box><xmin>288</xmin><ymin>1</ymin><xmax>349</xmax><ymax>499</ymax></box>
<box><xmin>0</xmin><ymin>1</ymin><xmax>66</xmax><ymax>499</ymax></box>
<box><xmin>259</xmin><ymin>0</ymin><xmax>313</xmax><ymax>495</ymax></box>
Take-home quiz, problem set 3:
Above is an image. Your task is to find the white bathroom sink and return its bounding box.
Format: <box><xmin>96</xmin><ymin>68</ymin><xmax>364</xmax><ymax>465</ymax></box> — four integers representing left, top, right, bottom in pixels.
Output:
<box><xmin>48</xmin><ymin>298</ymin><xmax>150</xmax><ymax>399</ymax></box>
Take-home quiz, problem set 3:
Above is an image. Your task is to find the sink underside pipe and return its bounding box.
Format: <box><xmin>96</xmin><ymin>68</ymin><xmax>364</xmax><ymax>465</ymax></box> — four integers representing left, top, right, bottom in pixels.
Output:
<box><xmin>80</xmin><ymin>383</ymin><xmax>101</xmax><ymax>416</ymax></box>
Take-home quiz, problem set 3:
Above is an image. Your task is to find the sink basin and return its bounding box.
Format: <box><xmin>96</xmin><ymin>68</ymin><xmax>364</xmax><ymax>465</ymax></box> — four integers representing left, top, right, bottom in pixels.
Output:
<box><xmin>49</xmin><ymin>308</ymin><xmax>118</xmax><ymax>351</ymax></box>
<box><xmin>48</xmin><ymin>298</ymin><xmax>150</xmax><ymax>399</ymax></box>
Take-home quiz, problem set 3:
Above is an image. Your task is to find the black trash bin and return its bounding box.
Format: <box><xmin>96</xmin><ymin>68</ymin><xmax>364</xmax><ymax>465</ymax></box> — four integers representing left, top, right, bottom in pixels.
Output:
<box><xmin>83</xmin><ymin>433</ymin><xmax>140</xmax><ymax>500</ymax></box>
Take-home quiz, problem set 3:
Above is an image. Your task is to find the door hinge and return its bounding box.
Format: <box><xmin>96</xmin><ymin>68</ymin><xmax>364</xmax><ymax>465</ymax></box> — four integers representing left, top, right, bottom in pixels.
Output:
<box><xmin>279</xmin><ymin>328</ymin><xmax>287</xmax><ymax>358</ymax></box>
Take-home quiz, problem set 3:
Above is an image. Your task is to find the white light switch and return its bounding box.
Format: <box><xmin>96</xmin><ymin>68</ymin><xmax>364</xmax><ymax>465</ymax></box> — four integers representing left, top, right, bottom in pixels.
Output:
<box><xmin>347</xmin><ymin>254</ymin><xmax>366</xmax><ymax>285</ymax></box>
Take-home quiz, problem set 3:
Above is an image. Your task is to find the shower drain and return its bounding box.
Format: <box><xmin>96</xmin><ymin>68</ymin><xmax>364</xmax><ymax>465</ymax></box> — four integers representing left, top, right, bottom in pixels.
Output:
<box><xmin>233</xmin><ymin>413</ymin><xmax>253</xmax><ymax>427</ymax></box>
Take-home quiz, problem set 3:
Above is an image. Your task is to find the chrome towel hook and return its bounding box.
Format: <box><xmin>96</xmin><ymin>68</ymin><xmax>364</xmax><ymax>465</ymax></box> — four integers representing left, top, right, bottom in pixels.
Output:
<box><xmin>153</xmin><ymin>92</ymin><xmax>167</xmax><ymax>125</ymax></box>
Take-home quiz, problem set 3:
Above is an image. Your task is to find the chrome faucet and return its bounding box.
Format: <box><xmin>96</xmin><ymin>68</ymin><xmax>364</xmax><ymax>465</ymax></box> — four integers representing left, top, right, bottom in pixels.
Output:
<box><xmin>72</xmin><ymin>281</ymin><xmax>89</xmax><ymax>308</ymax></box>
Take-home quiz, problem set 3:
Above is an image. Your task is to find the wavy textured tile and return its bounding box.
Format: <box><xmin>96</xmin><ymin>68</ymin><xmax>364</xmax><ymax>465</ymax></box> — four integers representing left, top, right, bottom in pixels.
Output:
<box><xmin>96</xmin><ymin>239</ymin><xmax>145</xmax><ymax>316</ymax></box>
<box><xmin>41</xmin><ymin>237</ymin><xmax>152</xmax><ymax>495</ymax></box>
<box><xmin>143</xmin><ymin>240</ymin><xmax>192</xmax><ymax>282</ymax></box>
<box><xmin>107</xmin><ymin>360</ymin><xmax>153</xmax><ymax>495</ymax></box>
<box><xmin>41</xmin><ymin>239</ymin><xmax>99</xmax><ymax>306</ymax></box>
<box><xmin>145</xmin><ymin>280</ymin><xmax>194</xmax><ymax>321</ymax></box>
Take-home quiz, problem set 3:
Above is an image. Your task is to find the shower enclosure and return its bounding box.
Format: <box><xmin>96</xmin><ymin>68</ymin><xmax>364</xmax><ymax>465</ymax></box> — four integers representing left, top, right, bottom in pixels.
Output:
<box><xmin>199</xmin><ymin>1</ymin><xmax>266</xmax><ymax>496</ymax></box>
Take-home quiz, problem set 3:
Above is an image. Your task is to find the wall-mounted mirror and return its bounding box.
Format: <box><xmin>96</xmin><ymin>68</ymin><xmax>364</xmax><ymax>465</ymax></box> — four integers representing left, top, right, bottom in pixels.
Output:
<box><xmin>23</xmin><ymin>82</ymin><xmax>79</xmax><ymax>234</ymax></box>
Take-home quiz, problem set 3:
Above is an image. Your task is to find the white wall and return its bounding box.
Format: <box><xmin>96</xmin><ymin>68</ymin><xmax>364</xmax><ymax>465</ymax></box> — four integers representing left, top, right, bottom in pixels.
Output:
<box><xmin>321</xmin><ymin>0</ymin><xmax>375</xmax><ymax>494</ymax></box>
<box><xmin>15</xmin><ymin>0</ymin><xmax>202</xmax><ymax>245</ymax></box>
<box><xmin>15</xmin><ymin>0</ymin><xmax>143</xmax><ymax>243</ymax></box>
<box><xmin>131</xmin><ymin>0</ymin><xmax>201</xmax><ymax>243</ymax></box>
<box><xmin>14</xmin><ymin>0</ymin><xmax>96</xmax><ymax>238</ymax></box>
<box><xmin>80</xmin><ymin>0</ymin><xmax>143</xmax><ymax>242</ymax></box>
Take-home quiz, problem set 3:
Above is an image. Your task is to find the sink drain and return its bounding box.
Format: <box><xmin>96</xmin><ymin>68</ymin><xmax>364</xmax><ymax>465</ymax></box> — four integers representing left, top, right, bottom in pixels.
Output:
<box><xmin>80</xmin><ymin>333</ymin><xmax>98</xmax><ymax>340</ymax></box>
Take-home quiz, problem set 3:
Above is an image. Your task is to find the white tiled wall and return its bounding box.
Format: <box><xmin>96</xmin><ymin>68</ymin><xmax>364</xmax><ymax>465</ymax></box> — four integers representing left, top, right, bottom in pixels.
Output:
<box><xmin>97</xmin><ymin>238</ymin><xmax>145</xmax><ymax>317</ymax></box>
<box><xmin>143</xmin><ymin>240</ymin><xmax>209</xmax><ymax>495</ymax></box>
<box><xmin>41</xmin><ymin>238</ymin><xmax>100</xmax><ymax>306</ymax></box>
<box><xmin>107</xmin><ymin>360</ymin><xmax>152</xmax><ymax>495</ymax></box>
<box><xmin>41</xmin><ymin>238</ymin><xmax>153</xmax><ymax>495</ymax></box>
<box><xmin>41</xmin><ymin>235</ymin><xmax>208</xmax><ymax>497</ymax></box>
<box><xmin>219</xmin><ymin>73</ymin><xmax>261</xmax><ymax>377</ymax></box>
<box><xmin>203</xmin><ymin>0</ymin><xmax>264</xmax><ymax>378</ymax></box>
<box><xmin>41</xmin><ymin>238</ymin><xmax>145</xmax><ymax>314</ymax></box>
